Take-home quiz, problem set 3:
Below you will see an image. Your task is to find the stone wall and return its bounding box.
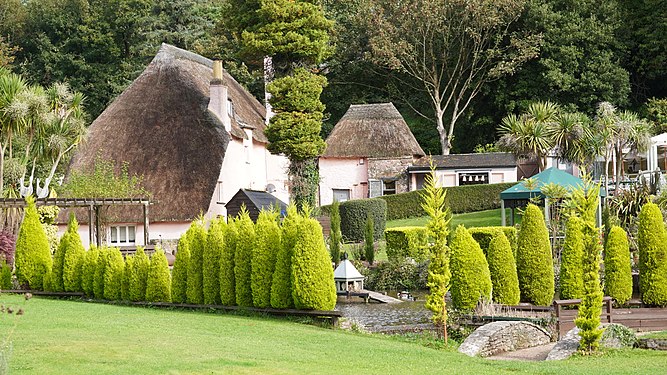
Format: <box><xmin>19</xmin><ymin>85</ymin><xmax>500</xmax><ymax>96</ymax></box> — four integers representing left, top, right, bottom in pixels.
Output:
<box><xmin>367</xmin><ymin>157</ymin><xmax>415</xmax><ymax>194</ymax></box>
<box><xmin>458</xmin><ymin>321</ymin><xmax>551</xmax><ymax>357</ymax></box>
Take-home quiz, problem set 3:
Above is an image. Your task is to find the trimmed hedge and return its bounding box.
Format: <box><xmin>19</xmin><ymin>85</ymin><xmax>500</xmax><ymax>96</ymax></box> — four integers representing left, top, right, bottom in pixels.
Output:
<box><xmin>104</xmin><ymin>248</ymin><xmax>125</xmax><ymax>301</ymax></box>
<box><xmin>604</xmin><ymin>225</ymin><xmax>633</xmax><ymax>305</ymax></box>
<box><xmin>516</xmin><ymin>204</ymin><xmax>554</xmax><ymax>306</ymax></box>
<box><xmin>449</xmin><ymin>225</ymin><xmax>492</xmax><ymax>310</ymax></box>
<box><xmin>364</xmin><ymin>215</ymin><xmax>375</xmax><ymax>265</ymax></box>
<box><xmin>468</xmin><ymin>226</ymin><xmax>518</xmax><ymax>258</ymax></box>
<box><xmin>146</xmin><ymin>249</ymin><xmax>171</xmax><ymax>302</ymax></box>
<box><xmin>15</xmin><ymin>196</ymin><xmax>52</xmax><ymax>290</ymax></box>
<box><xmin>235</xmin><ymin>209</ymin><xmax>256</xmax><ymax>307</ymax></box>
<box><xmin>339</xmin><ymin>198</ymin><xmax>386</xmax><ymax>242</ymax></box>
<box><xmin>271</xmin><ymin>205</ymin><xmax>300</xmax><ymax>309</ymax></box>
<box><xmin>291</xmin><ymin>217</ymin><xmax>337</xmax><ymax>311</ymax></box>
<box><xmin>487</xmin><ymin>231</ymin><xmax>520</xmax><ymax>305</ymax></box>
<box><xmin>384</xmin><ymin>226</ymin><xmax>429</xmax><ymax>262</ymax></box>
<box><xmin>171</xmin><ymin>232</ymin><xmax>191</xmax><ymax>303</ymax></box>
<box><xmin>252</xmin><ymin>210</ymin><xmax>281</xmax><ymax>308</ymax></box>
<box><xmin>379</xmin><ymin>182</ymin><xmax>515</xmax><ymax>220</ymax></box>
<box><xmin>130</xmin><ymin>247</ymin><xmax>150</xmax><ymax>302</ymax></box>
<box><xmin>203</xmin><ymin>218</ymin><xmax>225</xmax><ymax>305</ymax></box>
<box><xmin>637</xmin><ymin>203</ymin><xmax>667</xmax><ymax>306</ymax></box>
<box><xmin>559</xmin><ymin>216</ymin><xmax>584</xmax><ymax>300</ymax></box>
<box><xmin>219</xmin><ymin>219</ymin><xmax>238</xmax><ymax>306</ymax></box>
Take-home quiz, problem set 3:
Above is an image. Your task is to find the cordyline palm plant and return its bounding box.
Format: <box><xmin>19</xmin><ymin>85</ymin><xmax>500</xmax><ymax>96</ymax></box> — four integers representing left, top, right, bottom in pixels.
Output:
<box><xmin>0</xmin><ymin>69</ymin><xmax>27</xmax><ymax>193</ymax></box>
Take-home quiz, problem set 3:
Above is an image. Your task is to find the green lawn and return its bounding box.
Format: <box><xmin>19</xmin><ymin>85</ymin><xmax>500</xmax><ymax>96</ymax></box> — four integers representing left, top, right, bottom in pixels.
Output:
<box><xmin>386</xmin><ymin>208</ymin><xmax>514</xmax><ymax>229</ymax></box>
<box><xmin>1</xmin><ymin>295</ymin><xmax>666</xmax><ymax>374</ymax></box>
<box><xmin>642</xmin><ymin>330</ymin><xmax>667</xmax><ymax>339</ymax></box>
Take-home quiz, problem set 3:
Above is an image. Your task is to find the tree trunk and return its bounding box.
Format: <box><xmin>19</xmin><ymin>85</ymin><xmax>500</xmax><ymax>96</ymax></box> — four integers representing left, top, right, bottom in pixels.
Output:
<box><xmin>436</xmin><ymin>110</ymin><xmax>449</xmax><ymax>155</ymax></box>
<box><xmin>264</xmin><ymin>56</ymin><xmax>275</xmax><ymax>125</ymax></box>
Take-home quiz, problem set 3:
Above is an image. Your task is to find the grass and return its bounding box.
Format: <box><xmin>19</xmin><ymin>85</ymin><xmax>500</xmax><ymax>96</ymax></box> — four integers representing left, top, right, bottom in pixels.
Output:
<box><xmin>2</xmin><ymin>295</ymin><xmax>666</xmax><ymax>374</ymax></box>
<box><xmin>642</xmin><ymin>330</ymin><xmax>667</xmax><ymax>339</ymax></box>
<box><xmin>386</xmin><ymin>208</ymin><xmax>514</xmax><ymax>229</ymax></box>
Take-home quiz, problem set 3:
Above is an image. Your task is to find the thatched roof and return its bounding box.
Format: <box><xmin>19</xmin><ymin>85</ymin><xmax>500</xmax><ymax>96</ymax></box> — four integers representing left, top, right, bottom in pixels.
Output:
<box><xmin>408</xmin><ymin>152</ymin><xmax>517</xmax><ymax>172</ymax></box>
<box><xmin>323</xmin><ymin>103</ymin><xmax>425</xmax><ymax>158</ymax></box>
<box><xmin>66</xmin><ymin>44</ymin><xmax>268</xmax><ymax>222</ymax></box>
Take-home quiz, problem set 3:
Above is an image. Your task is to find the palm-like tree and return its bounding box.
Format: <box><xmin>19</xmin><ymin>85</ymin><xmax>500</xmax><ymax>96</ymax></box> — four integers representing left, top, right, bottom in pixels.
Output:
<box><xmin>0</xmin><ymin>69</ymin><xmax>27</xmax><ymax>193</ymax></box>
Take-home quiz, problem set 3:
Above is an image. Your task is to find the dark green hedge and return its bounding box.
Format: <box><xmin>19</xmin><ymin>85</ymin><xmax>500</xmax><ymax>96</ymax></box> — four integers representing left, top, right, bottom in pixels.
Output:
<box><xmin>385</xmin><ymin>226</ymin><xmax>429</xmax><ymax>262</ymax></box>
<box><xmin>339</xmin><ymin>198</ymin><xmax>386</xmax><ymax>242</ymax></box>
<box><xmin>379</xmin><ymin>182</ymin><xmax>515</xmax><ymax>220</ymax></box>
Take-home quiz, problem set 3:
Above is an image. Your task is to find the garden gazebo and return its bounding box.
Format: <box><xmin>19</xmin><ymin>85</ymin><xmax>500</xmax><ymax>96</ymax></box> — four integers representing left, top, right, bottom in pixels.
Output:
<box><xmin>500</xmin><ymin>167</ymin><xmax>606</xmax><ymax>226</ymax></box>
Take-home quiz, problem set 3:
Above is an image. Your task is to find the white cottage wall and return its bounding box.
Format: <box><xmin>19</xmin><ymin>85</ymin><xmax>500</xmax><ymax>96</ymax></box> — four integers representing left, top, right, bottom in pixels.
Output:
<box><xmin>319</xmin><ymin>157</ymin><xmax>368</xmax><ymax>206</ymax></box>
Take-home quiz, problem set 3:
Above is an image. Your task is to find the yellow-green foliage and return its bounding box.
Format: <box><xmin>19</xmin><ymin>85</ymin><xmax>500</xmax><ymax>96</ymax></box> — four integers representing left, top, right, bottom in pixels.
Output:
<box><xmin>104</xmin><ymin>248</ymin><xmax>124</xmax><ymax>300</ymax></box>
<box><xmin>637</xmin><ymin>202</ymin><xmax>667</xmax><ymax>306</ymax></box>
<box><xmin>0</xmin><ymin>260</ymin><xmax>12</xmax><ymax>289</ymax></box>
<box><xmin>93</xmin><ymin>248</ymin><xmax>109</xmax><ymax>299</ymax></box>
<box><xmin>468</xmin><ymin>226</ymin><xmax>518</xmax><ymax>258</ymax></box>
<box><xmin>252</xmin><ymin>210</ymin><xmax>281</xmax><ymax>308</ymax></box>
<box><xmin>516</xmin><ymin>204</ymin><xmax>554</xmax><ymax>306</ymax></box>
<box><xmin>171</xmin><ymin>232</ymin><xmax>190</xmax><ymax>303</ymax></box>
<box><xmin>51</xmin><ymin>228</ymin><xmax>68</xmax><ymax>292</ymax></box>
<box><xmin>122</xmin><ymin>255</ymin><xmax>134</xmax><ymax>301</ymax></box>
<box><xmin>81</xmin><ymin>247</ymin><xmax>99</xmax><ymax>296</ymax></box>
<box><xmin>130</xmin><ymin>247</ymin><xmax>150</xmax><ymax>302</ymax></box>
<box><xmin>487</xmin><ymin>231</ymin><xmax>520</xmax><ymax>305</ymax></box>
<box><xmin>384</xmin><ymin>226</ymin><xmax>429</xmax><ymax>262</ymax></box>
<box><xmin>271</xmin><ymin>205</ymin><xmax>300</xmax><ymax>309</ymax></box>
<box><xmin>291</xmin><ymin>217</ymin><xmax>337</xmax><ymax>311</ymax></box>
<box><xmin>235</xmin><ymin>208</ymin><xmax>256</xmax><ymax>307</ymax></box>
<box><xmin>203</xmin><ymin>218</ymin><xmax>225</xmax><ymax>305</ymax></box>
<box><xmin>604</xmin><ymin>225</ymin><xmax>633</xmax><ymax>304</ymax></box>
<box><xmin>146</xmin><ymin>249</ymin><xmax>171</xmax><ymax>302</ymax></box>
<box><xmin>449</xmin><ymin>225</ymin><xmax>492</xmax><ymax>310</ymax></box>
<box><xmin>42</xmin><ymin>268</ymin><xmax>53</xmax><ymax>292</ymax></box>
<box><xmin>219</xmin><ymin>219</ymin><xmax>237</xmax><ymax>306</ymax></box>
<box><xmin>186</xmin><ymin>220</ymin><xmax>207</xmax><ymax>304</ymax></box>
<box><xmin>560</xmin><ymin>216</ymin><xmax>584</xmax><ymax>300</ymax></box>
<box><xmin>62</xmin><ymin>216</ymin><xmax>85</xmax><ymax>292</ymax></box>
<box><xmin>15</xmin><ymin>196</ymin><xmax>52</xmax><ymax>290</ymax></box>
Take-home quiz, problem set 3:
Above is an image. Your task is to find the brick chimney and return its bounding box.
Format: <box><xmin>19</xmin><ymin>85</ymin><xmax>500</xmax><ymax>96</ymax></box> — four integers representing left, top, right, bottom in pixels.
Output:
<box><xmin>209</xmin><ymin>60</ymin><xmax>232</xmax><ymax>133</ymax></box>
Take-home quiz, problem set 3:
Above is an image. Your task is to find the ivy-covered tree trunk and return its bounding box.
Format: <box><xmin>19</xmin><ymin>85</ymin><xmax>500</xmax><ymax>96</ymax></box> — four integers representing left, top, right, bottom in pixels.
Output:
<box><xmin>288</xmin><ymin>158</ymin><xmax>320</xmax><ymax>209</ymax></box>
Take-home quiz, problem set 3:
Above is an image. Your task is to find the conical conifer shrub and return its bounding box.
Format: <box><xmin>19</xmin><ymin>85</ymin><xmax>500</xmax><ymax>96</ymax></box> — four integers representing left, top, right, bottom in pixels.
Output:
<box><xmin>186</xmin><ymin>220</ymin><xmax>207</xmax><ymax>304</ymax></box>
<box><xmin>604</xmin><ymin>225</ymin><xmax>632</xmax><ymax>305</ymax></box>
<box><xmin>271</xmin><ymin>205</ymin><xmax>300</xmax><ymax>309</ymax></box>
<box><xmin>219</xmin><ymin>218</ymin><xmax>238</xmax><ymax>306</ymax></box>
<box><xmin>252</xmin><ymin>210</ymin><xmax>281</xmax><ymax>308</ymax></box>
<box><xmin>235</xmin><ymin>207</ymin><xmax>256</xmax><ymax>307</ymax></box>
<box><xmin>171</xmin><ymin>231</ymin><xmax>191</xmax><ymax>303</ymax></box>
<box><xmin>560</xmin><ymin>216</ymin><xmax>584</xmax><ymax>300</ymax></box>
<box><xmin>62</xmin><ymin>215</ymin><xmax>86</xmax><ymax>292</ymax></box>
<box><xmin>15</xmin><ymin>196</ymin><xmax>52</xmax><ymax>290</ymax></box>
<box><xmin>146</xmin><ymin>249</ymin><xmax>171</xmax><ymax>302</ymax></box>
<box><xmin>449</xmin><ymin>225</ymin><xmax>492</xmax><ymax>310</ymax></box>
<box><xmin>203</xmin><ymin>218</ymin><xmax>225</xmax><ymax>305</ymax></box>
<box><xmin>516</xmin><ymin>204</ymin><xmax>554</xmax><ymax>305</ymax></box>
<box><xmin>130</xmin><ymin>246</ymin><xmax>150</xmax><ymax>302</ymax></box>
<box><xmin>487</xmin><ymin>231</ymin><xmax>520</xmax><ymax>305</ymax></box>
<box><xmin>104</xmin><ymin>247</ymin><xmax>125</xmax><ymax>301</ymax></box>
<box><xmin>637</xmin><ymin>202</ymin><xmax>667</xmax><ymax>306</ymax></box>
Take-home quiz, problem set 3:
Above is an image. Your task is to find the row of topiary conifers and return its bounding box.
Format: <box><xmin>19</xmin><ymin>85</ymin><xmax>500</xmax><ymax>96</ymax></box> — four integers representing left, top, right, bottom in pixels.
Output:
<box><xmin>171</xmin><ymin>206</ymin><xmax>337</xmax><ymax>310</ymax></box>
<box><xmin>8</xmin><ymin>197</ymin><xmax>337</xmax><ymax>311</ymax></box>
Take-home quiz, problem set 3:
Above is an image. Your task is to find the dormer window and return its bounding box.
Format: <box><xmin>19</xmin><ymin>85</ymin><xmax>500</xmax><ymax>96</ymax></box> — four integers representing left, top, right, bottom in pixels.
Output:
<box><xmin>227</xmin><ymin>99</ymin><xmax>234</xmax><ymax>118</ymax></box>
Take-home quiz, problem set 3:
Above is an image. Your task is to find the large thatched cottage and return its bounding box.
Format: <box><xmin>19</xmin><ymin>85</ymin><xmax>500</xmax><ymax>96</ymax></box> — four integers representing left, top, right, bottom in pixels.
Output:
<box><xmin>319</xmin><ymin>103</ymin><xmax>425</xmax><ymax>205</ymax></box>
<box><xmin>62</xmin><ymin>44</ymin><xmax>288</xmax><ymax>248</ymax></box>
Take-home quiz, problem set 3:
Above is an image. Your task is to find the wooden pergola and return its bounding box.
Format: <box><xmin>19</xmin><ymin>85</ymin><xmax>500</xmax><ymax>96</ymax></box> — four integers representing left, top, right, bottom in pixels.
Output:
<box><xmin>0</xmin><ymin>197</ymin><xmax>151</xmax><ymax>247</ymax></box>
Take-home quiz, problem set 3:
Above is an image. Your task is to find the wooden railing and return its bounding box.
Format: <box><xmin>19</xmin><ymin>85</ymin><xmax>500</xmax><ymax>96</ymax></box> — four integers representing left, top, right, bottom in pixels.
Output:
<box><xmin>553</xmin><ymin>296</ymin><xmax>613</xmax><ymax>339</ymax></box>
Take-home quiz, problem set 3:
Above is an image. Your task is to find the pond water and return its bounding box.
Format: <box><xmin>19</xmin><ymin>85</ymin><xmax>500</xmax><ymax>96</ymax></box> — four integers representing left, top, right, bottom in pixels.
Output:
<box><xmin>335</xmin><ymin>290</ymin><xmax>432</xmax><ymax>332</ymax></box>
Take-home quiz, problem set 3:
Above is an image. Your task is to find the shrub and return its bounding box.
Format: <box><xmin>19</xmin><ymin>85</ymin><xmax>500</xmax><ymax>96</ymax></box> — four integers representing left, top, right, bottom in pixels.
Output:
<box><xmin>252</xmin><ymin>210</ymin><xmax>281</xmax><ymax>308</ymax></box>
<box><xmin>81</xmin><ymin>248</ymin><xmax>99</xmax><ymax>297</ymax></box>
<box><xmin>604</xmin><ymin>225</ymin><xmax>633</xmax><ymax>305</ymax></box>
<box><xmin>130</xmin><ymin>247</ymin><xmax>150</xmax><ymax>302</ymax></box>
<box><xmin>171</xmin><ymin>232</ymin><xmax>191</xmax><ymax>303</ymax></box>
<box><xmin>235</xmin><ymin>208</ymin><xmax>256</xmax><ymax>307</ymax></box>
<box><xmin>62</xmin><ymin>215</ymin><xmax>86</xmax><ymax>292</ymax></box>
<box><xmin>15</xmin><ymin>196</ymin><xmax>52</xmax><ymax>290</ymax></box>
<box><xmin>0</xmin><ymin>260</ymin><xmax>12</xmax><ymax>289</ymax></box>
<box><xmin>560</xmin><ymin>216</ymin><xmax>584</xmax><ymax>300</ymax></box>
<box><xmin>291</xmin><ymin>217</ymin><xmax>337</xmax><ymax>310</ymax></box>
<box><xmin>104</xmin><ymin>248</ymin><xmax>125</xmax><ymax>301</ymax></box>
<box><xmin>271</xmin><ymin>205</ymin><xmax>300</xmax><ymax>309</ymax></box>
<box><xmin>487</xmin><ymin>232</ymin><xmax>520</xmax><ymax>305</ymax></box>
<box><xmin>186</xmin><ymin>220</ymin><xmax>207</xmax><ymax>304</ymax></box>
<box><xmin>468</xmin><ymin>227</ymin><xmax>518</xmax><ymax>258</ymax></box>
<box><xmin>637</xmin><ymin>202</ymin><xmax>667</xmax><ymax>306</ymax></box>
<box><xmin>364</xmin><ymin>215</ymin><xmax>375</xmax><ymax>265</ymax></box>
<box><xmin>51</xmin><ymin>228</ymin><xmax>68</xmax><ymax>292</ymax></box>
<box><xmin>384</xmin><ymin>226</ymin><xmax>429</xmax><ymax>262</ymax></box>
<box><xmin>339</xmin><ymin>198</ymin><xmax>386</xmax><ymax>242</ymax></box>
<box><xmin>329</xmin><ymin>200</ymin><xmax>342</xmax><ymax>264</ymax></box>
<box><xmin>121</xmin><ymin>255</ymin><xmax>134</xmax><ymax>301</ymax></box>
<box><xmin>203</xmin><ymin>218</ymin><xmax>225</xmax><ymax>305</ymax></box>
<box><xmin>42</xmin><ymin>268</ymin><xmax>53</xmax><ymax>292</ymax></box>
<box><xmin>516</xmin><ymin>204</ymin><xmax>554</xmax><ymax>306</ymax></box>
<box><xmin>379</xmin><ymin>182</ymin><xmax>516</xmax><ymax>220</ymax></box>
<box><xmin>93</xmin><ymin>248</ymin><xmax>109</xmax><ymax>299</ymax></box>
<box><xmin>219</xmin><ymin>219</ymin><xmax>238</xmax><ymax>306</ymax></box>
<box><xmin>363</xmin><ymin>259</ymin><xmax>429</xmax><ymax>291</ymax></box>
<box><xmin>449</xmin><ymin>225</ymin><xmax>492</xmax><ymax>310</ymax></box>
<box><xmin>146</xmin><ymin>249</ymin><xmax>171</xmax><ymax>302</ymax></box>
<box><xmin>0</xmin><ymin>230</ymin><xmax>16</xmax><ymax>266</ymax></box>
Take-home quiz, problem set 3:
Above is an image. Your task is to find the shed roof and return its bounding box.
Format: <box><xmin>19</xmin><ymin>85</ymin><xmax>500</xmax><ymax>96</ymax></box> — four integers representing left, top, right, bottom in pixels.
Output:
<box><xmin>333</xmin><ymin>259</ymin><xmax>365</xmax><ymax>281</ymax></box>
<box><xmin>232</xmin><ymin>189</ymin><xmax>288</xmax><ymax>214</ymax></box>
<box><xmin>323</xmin><ymin>103</ymin><xmax>425</xmax><ymax>158</ymax></box>
<box><xmin>408</xmin><ymin>152</ymin><xmax>516</xmax><ymax>172</ymax></box>
<box><xmin>500</xmin><ymin>167</ymin><xmax>606</xmax><ymax>200</ymax></box>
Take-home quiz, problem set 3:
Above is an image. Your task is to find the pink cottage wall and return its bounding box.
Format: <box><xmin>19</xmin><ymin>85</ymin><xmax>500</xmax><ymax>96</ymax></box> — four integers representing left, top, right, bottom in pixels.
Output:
<box><xmin>319</xmin><ymin>157</ymin><xmax>368</xmax><ymax>206</ymax></box>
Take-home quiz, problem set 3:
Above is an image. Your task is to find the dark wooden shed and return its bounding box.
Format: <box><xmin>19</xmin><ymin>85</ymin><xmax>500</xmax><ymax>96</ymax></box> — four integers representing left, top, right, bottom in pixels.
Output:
<box><xmin>226</xmin><ymin>189</ymin><xmax>288</xmax><ymax>221</ymax></box>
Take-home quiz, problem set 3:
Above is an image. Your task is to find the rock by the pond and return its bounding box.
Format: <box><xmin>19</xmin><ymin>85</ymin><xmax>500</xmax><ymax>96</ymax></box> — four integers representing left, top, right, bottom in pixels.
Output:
<box><xmin>637</xmin><ymin>338</ymin><xmax>667</xmax><ymax>350</ymax></box>
<box><xmin>546</xmin><ymin>323</ymin><xmax>637</xmax><ymax>360</ymax></box>
<box><xmin>458</xmin><ymin>321</ymin><xmax>551</xmax><ymax>357</ymax></box>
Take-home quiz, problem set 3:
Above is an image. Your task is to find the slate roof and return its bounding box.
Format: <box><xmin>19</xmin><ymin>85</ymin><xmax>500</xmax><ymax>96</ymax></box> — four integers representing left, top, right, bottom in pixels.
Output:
<box><xmin>236</xmin><ymin>189</ymin><xmax>288</xmax><ymax>213</ymax></box>
<box><xmin>408</xmin><ymin>152</ymin><xmax>517</xmax><ymax>172</ymax></box>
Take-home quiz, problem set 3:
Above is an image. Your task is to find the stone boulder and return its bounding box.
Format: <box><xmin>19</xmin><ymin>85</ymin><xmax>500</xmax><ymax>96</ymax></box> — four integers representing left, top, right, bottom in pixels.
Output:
<box><xmin>546</xmin><ymin>323</ymin><xmax>637</xmax><ymax>360</ymax></box>
<box><xmin>458</xmin><ymin>321</ymin><xmax>552</xmax><ymax>357</ymax></box>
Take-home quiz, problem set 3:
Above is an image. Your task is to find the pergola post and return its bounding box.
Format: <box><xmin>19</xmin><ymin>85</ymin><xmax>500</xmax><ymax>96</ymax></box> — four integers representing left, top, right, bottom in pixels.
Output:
<box><xmin>95</xmin><ymin>205</ymin><xmax>101</xmax><ymax>248</ymax></box>
<box><xmin>544</xmin><ymin>197</ymin><xmax>550</xmax><ymax>225</ymax></box>
<box><xmin>143</xmin><ymin>202</ymin><xmax>149</xmax><ymax>246</ymax></box>
<box><xmin>501</xmin><ymin>200</ymin><xmax>506</xmax><ymax>226</ymax></box>
<box><xmin>88</xmin><ymin>205</ymin><xmax>94</xmax><ymax>246</ymax></box>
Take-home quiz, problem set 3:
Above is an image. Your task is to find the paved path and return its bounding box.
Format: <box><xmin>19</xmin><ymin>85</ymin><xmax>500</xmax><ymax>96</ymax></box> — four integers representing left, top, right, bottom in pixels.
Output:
<box><xmin>487</xmin><ymin>342</ymin><xmax>556</xmax><ymax>361</ymax></box>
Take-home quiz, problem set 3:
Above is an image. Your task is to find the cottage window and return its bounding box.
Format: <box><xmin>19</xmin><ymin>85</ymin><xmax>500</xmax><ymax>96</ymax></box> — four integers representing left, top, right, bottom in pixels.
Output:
<box><xmin>458</xmin><ymin>172</ymin><xmax>489</xmax><ymax>186</ymax></box>
<box><xmin>109</xmin><ymin>225</ymin><xmax>136</xmax><ymax>246</ymax></box>
<box><xmin>217</xmin><ymin>181</ymin><xmax>224</xmax><ymax>203</ymax></box>
<box><xmin>332</xmin><ymin>189</ymin><xmax>350</xmax><ymax>202</ymax></box>
<box><xmin>382</xmin><ymin>180</ymin><xmax>396</xmax><ymax>195</ymax></box>
<box><xmin>227</xmin><ymin>99</ymin><xmax>234</xmax><ymax>118</ymax></box>
<box><xmin>368</xmin><ymin>179</ymin><xmax>382</xmax><ymax>198</ymax></box>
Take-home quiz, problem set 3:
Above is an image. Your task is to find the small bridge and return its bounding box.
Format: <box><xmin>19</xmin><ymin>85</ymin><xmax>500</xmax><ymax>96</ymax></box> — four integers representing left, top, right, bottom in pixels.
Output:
<box><xmin>337</xmin><ymin>290</ymin><xmax>403</xmax><ymax>304</ymax></box>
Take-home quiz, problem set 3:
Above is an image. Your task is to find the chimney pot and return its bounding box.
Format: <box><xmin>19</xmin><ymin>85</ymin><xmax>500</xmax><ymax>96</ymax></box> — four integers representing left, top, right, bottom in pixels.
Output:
<box><xmin>213</xmin><ymin>61</ymin><xmax>223</xmax><ymax>81</ymax></box>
